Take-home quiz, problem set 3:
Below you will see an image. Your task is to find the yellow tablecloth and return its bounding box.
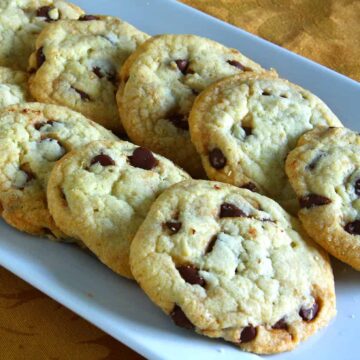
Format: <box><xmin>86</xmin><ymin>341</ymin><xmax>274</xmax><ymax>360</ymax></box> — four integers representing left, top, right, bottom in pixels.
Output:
<box><xmin>1</xmin><ymin>1</ymin><xmax>359</xmax><ymax>359</ymax></box>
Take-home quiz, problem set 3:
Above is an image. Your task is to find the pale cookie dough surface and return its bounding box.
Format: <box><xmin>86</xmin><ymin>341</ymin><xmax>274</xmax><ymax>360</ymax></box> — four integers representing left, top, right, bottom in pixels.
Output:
<box><xmin>28</xmin><ymin>16</ymin><xmax>149</xmax><ymax>133</ymax></box>
<box><xmin>0</xmin><ymin>102</ymin><xmax>117</xmax><ymax>239</ymax></box>
<box><xmin>130</xmin><ymin>180</ymin><xmax>335</xmax><ymax>354</ymax></box>
<box><xmin>117</xmin><ymin>34</ymin><xmax>265</xmax><ymax>177</ymax></box>
<box><xmin>189</xmin><ymin>73</ymin><xmax>343</xmax><ymax>213</ymax></box>
<box><xmin>286</xmin><ymin>127</ymin><xmax>360</xmax><ymax>270</ymax></box>
<box><xmin>0</xmin><ymin>66</ymin><xmax>32</xmax><ymax>108</ymax></box>
<box><xmin>47</xmin><ymin>140</ymin><xmax>190</xmax><ymax>278</ymax></box>
<box><xmin>0</xmin><ymin>0</ymin><xmax>84</xmax><ymax>71</ymax></box>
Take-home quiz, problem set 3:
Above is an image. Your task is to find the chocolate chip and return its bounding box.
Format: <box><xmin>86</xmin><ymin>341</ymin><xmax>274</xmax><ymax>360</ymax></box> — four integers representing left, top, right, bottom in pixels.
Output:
<box><xmin>34</xmin><ymin>120</ymin><xmax>58</xmax><ymax>130</ymax></box>
<box><xmin>177</xmin><ymin>265</ymin><xmax>205</xmax><ymax>286</ymax></box>
<box><xmin>93</xmin><ymin>66</ymin><xmax>104</xmax><ymax>78</ymax></box>
<box><xmin>299</xmin><ymin>302</ymin><xmax>319</xmax><ymax>321</ymax></box>
<box><xmin>227</xmin><ymin>60</ymin><xmax>245</xmax><ymax>70</ymax></box>
<box><xmin>170</xmin><ymin>305</ymin><xmax>194</xmax><ymax>330</ymax></box>
<box><xmin>71</xmin><ymin>86</ymin><xmax>91</xmax><ymax>101</ymax></box>
<box><xmin>243</xmin><ymin>126</ymin><xmax>252</xmax><ymax>136</ymax></box>
<box><xmin>36</xmin><ymin>6</ymin><xmax>54</xmax><ymax>21</ymax></box>
<box><xmin>79</xmin><ymin>15</ymin><xmax>100</xmax><ymax>21</ymax></box>
<box><xmin>209</xmin><ymin>148</ymin><xmax>226</xmax><ymax>169</ymax></box>
<box><xmin>36</xmin><ymin>47</ymin><xmax>45</xmax><ymax>68</ymax></box>
<box><xmin>308</xmin><ymin>152</ymin><xmax>325</xmax><ymax>170</ymax></box>
<box><xmin>205</xmin><ymin>235</ymin><xmax>217</xmax><ymax>254</ymax></box>
<box><xmin>168</xmin><ymin>114</ymin><xmax>189</xmax><ymax>130</ymax></box>
<box><xmin>90</xmin><ymin>154</ymin><xmax>115</xmax><ymax>167</ymax></box>
<box><xmin>220</xmin><ymin>203</ymin><xmax>246</xmax><ymax>218</ymax></box>
<box><xmin>240</xmin><ymin>325</ymin><xmax>257</xmax><ymax>343</ymax></box>
<box><xmin>92</xmin><ymin>67</ymin><xmax>117</xmax><ymax>85</ymax></box>
<box><xmin>34</xmin><ymin>121</ymin><xmax>46</xmax><ymax>130</ymax></box>
<box><xmin>175</xmin><ymin>59</ymin><xmax>189</xmax><ymax>74</ymax></box>
<box><xmin>299</xmin><ymin>194</ymin><xmax>331</xmax><ymax>209</ymax></box>
<box><xmin>355</xmin><ymin>179</ymin><xmax>360</xmax><ymax>196</ymax></box>
<box><xmin>241</xmin><ymin>182</ymin><xmax>257</xmax><ymax>192</ymax></box>
<box><xmin>344</xmin><ymin>220</ymin><xmax>360</xmax><ymax>235</ymax></box>
<box><xmin>165</xmin><ymin>221</ymin><xmax>181</xmax><ymax>234</ymax></box>
<box><xmin>128</xmin><ymin>147</ymin><xmax>158</xmax><ymax>170</ymax></box>
<box><xmin>272</xmin><ymin>318</ymin><xmax>288</xmax><ymax>330</ymax></box>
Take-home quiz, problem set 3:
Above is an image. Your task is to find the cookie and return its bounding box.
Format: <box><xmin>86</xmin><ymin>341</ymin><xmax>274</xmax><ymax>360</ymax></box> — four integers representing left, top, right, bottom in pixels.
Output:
<box><xmin>117</xmin><ymin>34</ymin><xmax>265</xmax><ymax>177</ymax></box>
<box><xmin>189</xmin><ymin>72</ymin><xmax>343</xmax><ymax>213</ymax></box>
<box><xmin>0</xmin><ymin>66</ymin><xmax>32</xmax><ymax>108</ymax></box>
<box><xmin>0</xmin><ymin>0</ymin><xmax>84</xmax><ymax>71</ymax></box>
<box><xmin>286</xmin><ymin>126</ymin><xmax>360</xmax><ymax>270</ymax></box>
<box><xmin>47</xmin><ymin>140</ymin><xmax>190</xmax><ymax>278</ymax></box>
<box><xmin>28</xmin><ymin>16</ymin><xmax>149</xmax><ymax>133</ymax></box>
<box><xmin>0</xmin><ymin>102</ymin><xmax>118</xmax><ymax>239</ymax></box>
<box><xmin>130</xmin><ymin>180</ymin><xmax>336</xmax><ymax>354</ymax></box>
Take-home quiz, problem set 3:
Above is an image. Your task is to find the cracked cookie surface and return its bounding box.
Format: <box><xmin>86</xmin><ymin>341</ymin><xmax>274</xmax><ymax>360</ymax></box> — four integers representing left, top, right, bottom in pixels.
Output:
<box><xmin>117</xmin><ymin>34</ymin><xmax>264</xmax><ymax>177</ymax></box>
<box><xmin>0</xmin><ymin>102</ymin><xmax>117</xmax><ymax>239</ymax></box>
<box><xmin>286</xmin><ymin>127</ymin><xmax>360</xmax><ymax>270</ymax></box>
<box><xmin>28</xmin><ymin>16</ymin><xmax>149</xmax><ymax>133</ymax></box>
<box><xmin>0</xmin><ymin>66</ymin><xmax>32</xmax><ymax>108</ymax></box>
<box><xmin>0</xmin><ymin>0</ymin><xmax>84</xmax><ymax>71</ymax></box>
<box><xmin>130</xmin><ymin>180</ymin><xmax>336</xmax><ymax>354</ymax></box>
<box><xmin>47</xmin><ymin>140</ymin><xmax>190</xmax><ymax>278</ymax></box>
<box><xmin>189</xmin><ymin>73</ymin><xmax>343</xmax><ymax>213</ymax></box>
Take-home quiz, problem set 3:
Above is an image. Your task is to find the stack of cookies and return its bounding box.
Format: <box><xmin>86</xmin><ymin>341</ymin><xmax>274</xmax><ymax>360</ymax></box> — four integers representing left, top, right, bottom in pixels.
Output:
<box><xmin>0</xmin><ymin>0</ymin><xmax>358</xmax><ymax>355</ymax></box>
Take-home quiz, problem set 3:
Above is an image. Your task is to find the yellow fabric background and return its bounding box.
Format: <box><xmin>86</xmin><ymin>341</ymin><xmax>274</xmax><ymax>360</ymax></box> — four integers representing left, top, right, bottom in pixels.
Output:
<box><xmin>1</xmin><ymin>1</ymin><xmax>359</xmax><ymax>359</ymax></box>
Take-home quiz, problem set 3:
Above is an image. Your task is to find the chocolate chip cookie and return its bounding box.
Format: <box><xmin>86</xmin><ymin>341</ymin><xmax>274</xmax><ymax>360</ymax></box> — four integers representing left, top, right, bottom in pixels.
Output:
<box><xmin>0</xmin><ymin>102</ymin><xmax>117</xmax><ymax>239</ymax></box>
<box><xmin>286</xmin><ymin>126</ymin><xmax>360</xmax><ymax>270</ymax></box>
<box><xmin>0</xmin><ymin>66</ymin><xmax>32</xmax><ymax>108</ymax></box>
<box><xmin>0</xmin><ymin>0</ymin><xmax>84</xmax><ymax>71</ymax></box>
<box><xmin>130</xmin><ymin>180</ymin><xmax>336</xmax><ymax>354</ymax></box>
<box><xmin>117</xmin><ymin>34</ymin><xmax>265</xmax><ymax>177</ymax></box>
<box><xmin>28</xmin><ymin>16</ymin><xmax>149</xmax><ymax>133</ymax></box>
<box><xmin>189</xmin><ymin>72</ymin><xmax>343</xmax><ymax>213</ymax></box>
<box><xmin>47</xmin><ymin>140</ymin><xmax>190</xmax><ymax>278</ymax></box>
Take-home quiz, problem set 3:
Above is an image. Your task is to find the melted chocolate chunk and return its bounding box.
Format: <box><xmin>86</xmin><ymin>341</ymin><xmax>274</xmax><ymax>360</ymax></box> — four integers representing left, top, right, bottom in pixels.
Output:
<box><xmin>170</xmin><ymin>305</ymin><xmax>194</xmax><ymax>330</ymax></box>
<box><xmin>36</xmin><ymin>6</ymin><xmax>54</xmax><ymax>21</ymax></box>
<box><xmin>240</xmin><ymin>326</ymin><xmax>257</xmax><ymax>343</ymax></box>
<box><xmin>209</xmin><ymin>148</ymin><xmax>226</xmax><ymax>169</ymax></box>
<box><xmin>344</xmin><ymin>220</ymin><xmax>360</xmax><ymax>235</ymax></box>
<box><xmin>175</xmin><ymin>59</ymin><xmax>189</xmax><ymax>74</ymax></box>
<box><xmin>79</xmin><ymin>15</ymin><xmax>100</xmax><ymax>21</ymax></box>
<box><xmin>168</xmin><ymin>114</ymin><xmax>189</xmax><ymax>130</ymax></box>
<box><xmin>128</xmin><ymin>147</ymin><xmax>158</xmax><ymax>170</ymax></box>
<box><xmin>177</xmin><ymin>265</ymin><xmax>205</xmax><ymax>286</ymax></box>
<box><xmin>205</xmin><ymin>235</ymin><xmax>217</xmax><ymax>254</ymax></box>
<box><xmin>165</xmin><ymin>221</ymin><xmax>182</xmax><ymax>234</ymax></box>
<box><xmin>36</xmin><ymin>47</ymin><xmax>45</xmax><ymax>68</ymax></box>
<box><xmin>90</xmin><ymin>154</ymin><xmax>115</xmax><ymax>167</ymax></box>
<box><xmin>355</xmin><ymin>179</ymin><xmax>360</xmax><ymax>196</ymax></box>
<box><xmin>71</xmin><ymin>86</ymin><xmax>91</xmax><ymax>101</ymax></box>
<box><xmin>299</xmin><ymin>302</ymin><xmax>319</xmax><ymax>321</ymax></box>
<box><xmin>227</xmin><ymin>60</ymin><xmax>245</xmax><ymax>70</ymax></box>
<box><xmin>241</xmin><ymin>182</ymin><xmax>257</xmax><ymax>192</ymax></box>
<box><xmin>272</xmin><ymin>318</ymin><xmax>288</xmax><ymax>330</ymax></box>
<box><xmin>299</xmin><ymin>194</ymin><xmax>331</xmax><ymax>209</ymax></box>
<box><xmin>220</xmin><ymin>203</ymin><xmax>246</xmax><ymax>218</ymax></box>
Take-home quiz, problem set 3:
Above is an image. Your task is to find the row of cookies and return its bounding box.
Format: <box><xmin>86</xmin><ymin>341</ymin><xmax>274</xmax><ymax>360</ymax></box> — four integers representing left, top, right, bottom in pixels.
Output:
<box><xmin>0</xmin><ymin>0</ymin><xmax>354</xmax><ymax>355</ymax></box>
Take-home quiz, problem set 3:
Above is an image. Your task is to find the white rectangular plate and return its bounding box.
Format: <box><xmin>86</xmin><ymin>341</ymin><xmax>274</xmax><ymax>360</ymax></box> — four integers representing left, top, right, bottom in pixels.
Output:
<box><xmin>1</xmin><ymin>1</ymin><xmax>360</xmax><ymax>359</ymax></box>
